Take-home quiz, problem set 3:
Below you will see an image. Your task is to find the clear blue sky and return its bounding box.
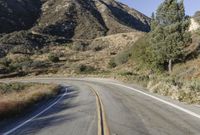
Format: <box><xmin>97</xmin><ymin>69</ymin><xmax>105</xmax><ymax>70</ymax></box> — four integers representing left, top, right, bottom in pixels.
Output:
<box><xmin>118</xmin><ymin>0</ymin><xmax>200</xmax><ymax>17</ymax></box>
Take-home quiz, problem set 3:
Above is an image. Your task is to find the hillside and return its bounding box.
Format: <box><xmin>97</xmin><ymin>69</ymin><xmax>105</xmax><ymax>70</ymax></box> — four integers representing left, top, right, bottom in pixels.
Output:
<box><xmin>0</xmin><ymin>0</ymin><xmax>150</xmax><ymax>77</ymax></box>
<box><xmin>0</xmin><ymin>0</ymin><xmax>41</xmax><ymax>34</ymax></box>
<box><xmin>0</xmin><ymin>0</ymin><xmax>150</xmax><ymax>54</ymax></box>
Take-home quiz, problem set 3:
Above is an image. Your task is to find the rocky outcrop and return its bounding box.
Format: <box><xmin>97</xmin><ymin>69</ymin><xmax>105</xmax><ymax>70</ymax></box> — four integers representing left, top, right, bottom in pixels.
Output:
<box><xmin>189</xmin><ymin>18</ymin><xmax>200</xmax><ymax>31</ymax></box>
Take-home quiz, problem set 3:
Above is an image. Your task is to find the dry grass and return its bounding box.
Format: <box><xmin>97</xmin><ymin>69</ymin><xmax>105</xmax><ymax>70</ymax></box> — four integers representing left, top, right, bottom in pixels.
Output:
<box><xmin>16</xmin><ymin>32</ymin><xmax>144</xmax><ymax>76</ymax></box>
<box><xmin>0</xmin><ymin>83</ymin><xmax>61</xmax><ymax>119</ymax></box>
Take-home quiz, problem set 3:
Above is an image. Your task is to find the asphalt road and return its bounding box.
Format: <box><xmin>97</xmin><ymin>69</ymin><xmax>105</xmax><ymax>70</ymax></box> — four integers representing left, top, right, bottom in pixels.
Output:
<box><xmin>0</xmin><ymin>78</ymin><xmax>200</xmax><ymax>135</ymax></box>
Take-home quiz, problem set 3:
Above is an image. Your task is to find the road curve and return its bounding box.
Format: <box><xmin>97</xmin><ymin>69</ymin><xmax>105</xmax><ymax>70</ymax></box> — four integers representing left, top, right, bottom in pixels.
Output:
<box><xmin>0</xmin><ymin>78</ymin><xmax>200</xmax><ymax>135</ymax></box>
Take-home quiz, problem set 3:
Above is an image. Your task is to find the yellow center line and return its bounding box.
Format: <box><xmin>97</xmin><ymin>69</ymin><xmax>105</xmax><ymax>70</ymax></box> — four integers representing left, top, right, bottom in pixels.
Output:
<box><xmin>87</xmin><ymin>85</ymin><xmax>110</xmax><ymax>135</ymax></box>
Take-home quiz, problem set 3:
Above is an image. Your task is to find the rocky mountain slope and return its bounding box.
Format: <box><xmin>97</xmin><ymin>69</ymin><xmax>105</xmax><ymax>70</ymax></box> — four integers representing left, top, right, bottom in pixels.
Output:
<box><xmin>189</xmin><ymin>18</ymin><xmax>200</xmax><ymax>31</ymax></box>
<box><xmin>0</xmin><ymin>0</ymin><xmax>150</xmax><ymax>57</ymax></box>
<box><xmin>0</xmin><ymin>0</ymin><xmax>41</xmax><ymax>34</ymax></box>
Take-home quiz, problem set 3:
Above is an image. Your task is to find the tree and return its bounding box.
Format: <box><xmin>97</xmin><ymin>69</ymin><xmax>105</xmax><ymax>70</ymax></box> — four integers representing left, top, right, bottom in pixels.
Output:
<box><xmin>148</xmin><ymin>0</ymin><xmax>191</xmax><ymax>73</ymax></box>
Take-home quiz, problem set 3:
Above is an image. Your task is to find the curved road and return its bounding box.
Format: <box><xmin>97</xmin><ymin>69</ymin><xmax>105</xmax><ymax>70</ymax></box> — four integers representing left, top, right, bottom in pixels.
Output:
<box><xmin>1</xmin><ymin>78</ymin><xmax>200</xmax><ymax>135</ymax></box>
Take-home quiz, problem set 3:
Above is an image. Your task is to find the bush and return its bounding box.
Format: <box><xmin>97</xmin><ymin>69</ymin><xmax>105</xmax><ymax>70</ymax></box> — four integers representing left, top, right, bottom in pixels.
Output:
<box><xmin>72</xmin><ymin>42</ymin><xmax>89</xmax><ymax>51</ymax></box>
<box><xmin>108</xmin><ymin>58</ymin><xmax>117</xmax><ymax>68</ymax></box>
<box><xmin>8</xmin><ymin>57</ymin><xmax>33</xmax><ymax>72</ymax></box>
<box><xmin>10</xmin><ymin>45</ymin><xmax>33</xmax><ymax>54</ymax></box>
<box><xmin>90</xmin><ymin>44</ymin><xmax>105</xmax><ymax>52</ymax></box>
<box><xmin>0</xmin><ymin>83</ymin><xmax>60</xmax><ymax>119</ymax></box>
<box><xmin>108</xmin><ymin>51</ymin><xmax>131</xmax><ymax>68</ymax></box>
<box><xmin>187</xmin><ymin>80</ymin><xmax>200</xmax><ymax>92</ymax></box>
<box><xmin>74</xmin><ymin>64</ymin><xmax>95</xmax><ymax>73</ymax></box>
<box><xmin>119</xmin><ymin>71</ymin><xmax>134</xmax><ymax>76</ymax></box>
<box><xmin>0</xmin><ymin>58</ymin><xmax>11</xmax><ymax>67</ymax></box>
<box><xmin>0</xmin><ymin>82</ymin><xmax>28</xmax><ymax>94</ymax></box>
<box><xmin>48</xmin><ymin>53</ymin><xmax>59</xmax><ymax>62</ymax></box>
<box><xmin>114</xmin><ymin>51</ymin><xmax>131</xmax><ymax>65</ymax></box>
<box><xmin>31</xmin><ymin>61</ymin><xmax>49</xmax><ymax>69</ymax></box>
<box><xmin>14</xmin><ymin>55</ymin><xmax>32</xmax><ymax>63</ymax></box>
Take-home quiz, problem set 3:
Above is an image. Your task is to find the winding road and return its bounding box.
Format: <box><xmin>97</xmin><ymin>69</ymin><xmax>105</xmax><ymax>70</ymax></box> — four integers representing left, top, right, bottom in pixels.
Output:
<box><xmin>0</xmin><ymin>77</ymin><xmax>200</xmax><ymax>135</ymax></box>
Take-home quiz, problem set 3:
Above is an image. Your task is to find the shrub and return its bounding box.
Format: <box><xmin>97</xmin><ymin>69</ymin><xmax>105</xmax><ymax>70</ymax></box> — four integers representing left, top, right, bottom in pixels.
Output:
<box><xmin>74</xmin><ymin>64</ymin><xmax>95</xmax><ymax>73</ymax></box>
<box><xmin>10</xmin><ymin>45</ymin><xmax>33</xmax><ymax>54</ymax></box>
<box><xmin>91</xmin><ymin>44</ymin><xmax>105</xmax><ymax>52</ymax></box>
<box><xmin>119</xmin><ymin>71</ymin><xmax>134</xmax><ymax>76</ymax></box>
<box><xmin>48</xmin><ymin>53</ymin><xmax>59</xmax><ymax>62</ymax></box>
<box><xmin>108</xmin><ymin>58</ymin><xmax>117</xmax><ymax>68</ymax></box>
<box><xmin>0</xmin><ymin>82</ymin><xmax>28</xmax><ymax>94</ymax></box>
<box><xmin>187</xmin><ymin>80</ymin><xmax>200</xmax><ymax>92</ymax></box>
<box><xmin>31</xmin><ymin>61</ymin><xmax>49</xmax><ymax>69</ymax></box>
<box><xmin>0</xmin><ymin>83</ymin><xmax>60</xmax><ymax>119</ymax></box>
<box><xmin>114</xmin><ymin>51</ymin><xmax>131</xmax><ymax>65</ymax></box>
<box><xmin>72</xmin><ymin>42</ymin><xmax>89</xmax><ymax>51</ymax></box>
<box><xmin>8</xmin><ymin>57</ymin><xmax>33</xmax><ymax>72</ymax></box>
<box><xmin>14</xmin><ymin>55</ymin><xmax>32</xmax><ymax>63</ymax></box>
<box><xmin>108</xmin><ymin>50</ymin><xmax>131</xmax><ymax>68</ymax></box>
<box><xmin>0</xmin><ymin>58</ymin><xmax>11</xmax><ymax>67</ymax></box>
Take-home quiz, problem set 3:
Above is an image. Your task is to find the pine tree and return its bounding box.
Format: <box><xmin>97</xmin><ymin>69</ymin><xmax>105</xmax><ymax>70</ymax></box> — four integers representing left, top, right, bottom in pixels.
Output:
<box><xmin>148</xmin><ymin>0</ymin><xmax>191</xmax><ymax>73</ymax></box>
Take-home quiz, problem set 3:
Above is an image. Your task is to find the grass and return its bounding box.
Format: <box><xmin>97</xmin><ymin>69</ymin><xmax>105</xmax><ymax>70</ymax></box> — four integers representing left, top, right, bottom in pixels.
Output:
<box><xmin>0</xmin><ymin>82</ymin><xmax>61</xmax><ymax>119</ymax></box>
<box><xmin>117</xmin><ymin>70</ymin><xmax>200</xmax><ymax>104</ymax></box>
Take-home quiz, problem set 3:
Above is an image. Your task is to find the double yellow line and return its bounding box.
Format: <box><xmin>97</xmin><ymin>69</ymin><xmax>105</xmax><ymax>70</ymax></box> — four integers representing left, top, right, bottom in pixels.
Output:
<box><xmin>88</xmin><ymin>85</ymin><xmax>110</xmax><ymax>135</ymax></box>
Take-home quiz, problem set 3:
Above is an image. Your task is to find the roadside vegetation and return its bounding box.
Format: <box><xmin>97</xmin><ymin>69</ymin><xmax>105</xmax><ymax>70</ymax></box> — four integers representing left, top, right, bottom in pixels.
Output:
<box><xmin>110</xmin><ymin>0</ymin><xmax>200</xmax><ymax>104</ymax></box>
<box><xmin>0</xmin><ymin>82</ymin><xmax>61</xmax><ymax>119</ymax></box>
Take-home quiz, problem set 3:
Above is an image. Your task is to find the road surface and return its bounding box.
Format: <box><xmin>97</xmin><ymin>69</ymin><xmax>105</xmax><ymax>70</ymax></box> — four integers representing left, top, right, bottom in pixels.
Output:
<box><xmin>0</xmin><ymin>77</ymin><xmax>200</xmax><ymax>135</ymax></box>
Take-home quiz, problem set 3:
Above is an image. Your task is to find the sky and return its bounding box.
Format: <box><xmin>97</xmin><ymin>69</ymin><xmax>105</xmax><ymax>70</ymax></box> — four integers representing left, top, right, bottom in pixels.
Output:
<box><xmin>118</xmin><ymin>0</ymin><xmax>200</xmax><ymax>17</ymax></box>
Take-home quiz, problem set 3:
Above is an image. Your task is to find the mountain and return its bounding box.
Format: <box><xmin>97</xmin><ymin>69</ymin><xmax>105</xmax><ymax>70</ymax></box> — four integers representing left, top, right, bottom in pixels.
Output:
<box><xmin>0</xmin><ymin>0</ymin><xmax>150</xmax><ymax>57</ymax></box>
<box><xmin>32</xmin><ymin>0</ymin><xmax>150</xmax><ymax>39</ymax></box>
<box><xmin>0</xmin><ymin>0</ymin><xmax>41</xmax><ymax>34</ymax></box>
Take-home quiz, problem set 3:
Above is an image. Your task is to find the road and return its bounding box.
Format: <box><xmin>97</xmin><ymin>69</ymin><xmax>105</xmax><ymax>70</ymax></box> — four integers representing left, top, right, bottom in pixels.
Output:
<box><xmin>0</xmin><ymin>77</ymin><xmax>200</xmax><ymax>135</ymax></box>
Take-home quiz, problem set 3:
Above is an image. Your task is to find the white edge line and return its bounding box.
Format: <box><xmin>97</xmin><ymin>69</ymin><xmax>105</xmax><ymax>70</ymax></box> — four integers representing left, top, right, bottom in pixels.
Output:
<box><xmin>3</xmin><ymin>88</ymin><xmax>68</xmax><ymax>135</ymax></box>
<box><xmin>32</xmin><ymin>78</ymin><xmax>200</xmax><ymax>119</ymax></box>
<box><xmin>108</xmin><ymin>82</ymin><xmax>200</xmax><ymax>120</ymax></box>
<box><xmin>5</xmin><ymin>78</ymin><xmax>200</xmax><ymax>119</ymax></box>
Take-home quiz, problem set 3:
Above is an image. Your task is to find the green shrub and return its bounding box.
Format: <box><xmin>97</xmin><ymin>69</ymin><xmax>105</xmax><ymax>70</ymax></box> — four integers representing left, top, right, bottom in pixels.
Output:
<box><xmin>8</xmin><ymin>57</ymin><xmax>33</xmax><ymax>72</ymax></box>
<box><xmin>48</xmin><ymin>53</ymin><xmax>59</xmax><ymax>62</ymax></box>
<box><xmin>14</xmin><ymin>55</ymin><xmax>32</xmax><ymax>63</ymax></box>
<box><xmin>0</xmin><ymin>58</ymin><xmax>11</xmax><ymax>67</ymax></box>
<box><xmin>108</xmin><ymin>58</ymin><xmax>117</xmax><ymax>68</ymax></box>
<box><xmin>31</xmin><ymin>61</ymin><xmax>49</xmax><ymax>69</ymax></box>
<box><xmin>108</xmin><ymin>50</ymin><xmax>131</xmax><ymax>68</ymax></box>
<box><xmin>114</xmin><ymin>51</ymin><xmax>131</xmax><ymax>65</ymax></box>
<box><xmin>10</xmin><ymin>45</ymin><xmax>33</xmax><ymax>54</ymax></box>
<box><xmin>74</xmin><ymin>64</ymin><xmax>95</xmax><ymax>73</ymax></box>
<box><xmin>0</xmin><ymin>82</ymin><xmax>29</xmax><ymax>94</ymax></box>
<box><xmin>91</xmin><ymin>44</ymin><xmax>105</xmax><ymax>52</ymax></box>
<box><xmin>187</xmin><ymin>80</ymin><xmax>200</xmax><ymax>92</ymax></box>
<box><xmin>72</xmin><ymin>42</ymin><xmax>89</xmax><ymax>51</ymax></box>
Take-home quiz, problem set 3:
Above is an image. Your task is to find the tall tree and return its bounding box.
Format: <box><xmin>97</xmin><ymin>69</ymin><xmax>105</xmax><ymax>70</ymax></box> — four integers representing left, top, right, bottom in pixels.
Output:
<box><xmin>148</xmin><ymin>0</ymin><xmax>191</xmax><ymax>73</ymax></box>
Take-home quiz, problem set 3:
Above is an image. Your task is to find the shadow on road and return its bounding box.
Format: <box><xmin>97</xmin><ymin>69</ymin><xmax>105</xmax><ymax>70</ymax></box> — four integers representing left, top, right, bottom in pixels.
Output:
<box><xmin>0</xmin><ymin>86</ymin><xmax>80</xmax><ymax>135</ymax></box>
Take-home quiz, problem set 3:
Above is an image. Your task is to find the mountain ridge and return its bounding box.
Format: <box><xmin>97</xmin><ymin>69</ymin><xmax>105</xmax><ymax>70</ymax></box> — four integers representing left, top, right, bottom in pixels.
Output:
<box><xmin>0</xmin><ymin>0</ymin><xmax>150</xmax><ymax>57</ymax></box>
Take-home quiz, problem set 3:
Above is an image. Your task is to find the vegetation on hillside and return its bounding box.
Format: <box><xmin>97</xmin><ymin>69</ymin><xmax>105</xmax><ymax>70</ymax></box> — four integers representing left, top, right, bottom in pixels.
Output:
<box><xmin>134</xmin><ymin>0</ymin><xmax>191</xmax><ymax>73</ymax></box>
<box><xmin>110</xmin><ymin>0</ymin><xmax>200</xmax><ymax>104</ymax></box>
